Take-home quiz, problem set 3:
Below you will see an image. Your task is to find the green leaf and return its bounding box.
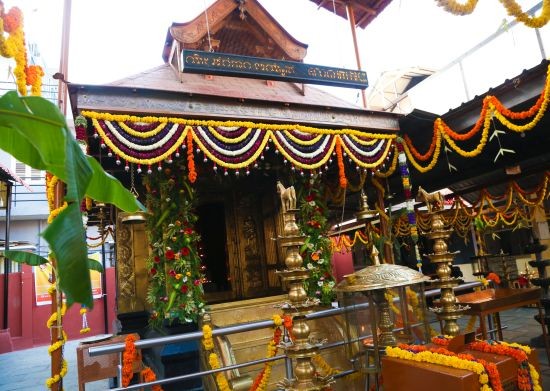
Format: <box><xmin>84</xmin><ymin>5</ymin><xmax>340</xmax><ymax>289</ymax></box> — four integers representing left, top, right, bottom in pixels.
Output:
<box><xmin>0</xmin><ymin>92</ymin><xmax>68</xmax><ymax>176</ymax></box>
<box><xmin>3</xmin><ymin>250</ymin><xmax>48</xmax><ymax>266</ymax></box>
<box><xmin>86</xmin><ymin>157</ymin><xmax>145</xmax><ymax>212</ymax></box>
<box><xmin>87</xmin><ymin>258</ymin><xmax>104</xmax><ymax>273</ymax></box>
<box><xmin>42</xmin><ymin>203</ymin><xmax>92</xmax><ymax>308</ymax></box>
<box><xmin>64</xmin><ymin>132</ymin><xmax>92</xmax><ymax>202</ymax></box>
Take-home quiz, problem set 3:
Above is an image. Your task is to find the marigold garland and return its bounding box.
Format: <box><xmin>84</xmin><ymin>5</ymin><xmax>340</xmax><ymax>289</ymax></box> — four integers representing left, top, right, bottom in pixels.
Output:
<box><xmin>436</xmin><ymin>0</ymin><xmax>550</xmax><ymax>28</ymax></box>
<box><xmin>122</xmin><ymin>334</ymin><xmax>139</xmax><ymax>387</ymax></box>
<box><xmin>45</xmin><ymin>359</ymin><xmax>67</xmax><ymax>389</ymax></box>
<box><xmin>436</xmin><ymin>0</ymin><xmax>478</xmax><ymax>15</ymax></box>
<box><xmin>84</xmin><ymin>111</ymin><xmax>395</xmax><ymax>180</ymax></box>
<box><xmin>0</xmin><ymin>6</ymin><xmax>43</xmax><ymax>96</ymax></box>
<box><xmin>387</xmin><ymin>344</ymin><xmax>497</xmax><ymax>390</ymax></box>
<box><xmin>431</xmin><ymin>336</ymin><xmax>542</xmax><ymax>391</ymax></box>
<box><xmin>403</xmin><ymin>64</ymin><xmax>550</xmax><ymax>173</ymax></box>
<box><xmin>187</xmin><ymin>128</ymin><xmax>197</xmax><ymax>183</ymax></box>
<box><xmin>335</xmin><ymin>138</ymin><xmax>347</xmax><ymax>189</ymax></box>
<box><xmin>141</xmin><ymin>367</ymin><xmax>163</xmax><ymax>391</ymax></box>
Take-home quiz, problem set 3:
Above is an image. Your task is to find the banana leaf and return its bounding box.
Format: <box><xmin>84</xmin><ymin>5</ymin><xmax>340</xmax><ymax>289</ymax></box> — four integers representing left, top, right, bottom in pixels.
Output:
<box><xmin>0</xmin><ymin>91</ymin><xmax>145</xmax><ymax>307</ymax></box>
<box><xmin>3</xmin><ymin>251</ymin><xmax>48</xmax><ymax>266</ymax></box>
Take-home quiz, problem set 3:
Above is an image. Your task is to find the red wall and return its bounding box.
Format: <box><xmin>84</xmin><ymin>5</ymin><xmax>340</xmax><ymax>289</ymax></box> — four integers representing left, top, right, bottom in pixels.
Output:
<box><xmin>0</xmin><ymin>265</ymin><xmax>117</xmax><ymax>351</ymax></box>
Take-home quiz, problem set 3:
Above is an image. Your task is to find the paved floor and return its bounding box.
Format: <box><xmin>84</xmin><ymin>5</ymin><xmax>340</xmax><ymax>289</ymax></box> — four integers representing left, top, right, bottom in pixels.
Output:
<box><xmin>0</xmin><ymin>307</ymin><xmax>548</xmax><ymax>390</ymax></box>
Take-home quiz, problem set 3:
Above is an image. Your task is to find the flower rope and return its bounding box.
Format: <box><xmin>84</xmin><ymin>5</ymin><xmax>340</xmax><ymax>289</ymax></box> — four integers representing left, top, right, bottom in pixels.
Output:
<box><xmin>387</xmin><ymin>344</ymin><xmax>498</xmax><ymax>391</ymax></box>
<box><xmin>0</xmin><ymin>6</ymin><xmax>43</xmax><ymax>96</ymax></box>
<box><xmin>403</xmin><ymin>65</ymin><xmax>550</xmax><ymax>172</ymax></box>
<box><xmin>83</xmin><ymin>111</ymin><xmax>395</xmax><ymax>179</ymax></box>
<box><xmin>436</xmin><ymin>0</ymin><xmax>550</xmax><ymax>28</ymax></box>
<box><xmin>121</xmin><ymin>334</ymin><xmax>139</xmax><ymax>387</ymax></box>
<box><xmin>432</xmin><ymin>336</ymin><xmax>542</xmax><ymax>391</ymax></box>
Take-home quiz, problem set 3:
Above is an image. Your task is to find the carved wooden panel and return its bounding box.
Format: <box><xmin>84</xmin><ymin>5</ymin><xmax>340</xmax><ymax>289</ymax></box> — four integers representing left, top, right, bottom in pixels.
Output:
<box><xmin>116</xmin><ymin>212</ymin><xmax>150</xmax><ymax>313</ymax></box>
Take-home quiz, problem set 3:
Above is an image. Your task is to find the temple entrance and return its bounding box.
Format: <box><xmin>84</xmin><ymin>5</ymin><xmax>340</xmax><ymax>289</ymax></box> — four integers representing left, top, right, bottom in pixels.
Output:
<box><xmin>197</xmin><ymin>202</ymin><xmax>233</xmax><ymax>303</ymax></box>
<box><xmin>196</xmin><ymin>181</ymin><xmax>285</xmax><ymax>304</ymax></box>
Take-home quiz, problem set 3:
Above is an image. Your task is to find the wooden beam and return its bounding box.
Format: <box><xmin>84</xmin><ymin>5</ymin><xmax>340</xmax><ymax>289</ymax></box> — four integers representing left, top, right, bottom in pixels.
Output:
<box><xmin>73</xmin><ymin>86</ymin><xmax>401</xmax><ymax>132</ymax></box>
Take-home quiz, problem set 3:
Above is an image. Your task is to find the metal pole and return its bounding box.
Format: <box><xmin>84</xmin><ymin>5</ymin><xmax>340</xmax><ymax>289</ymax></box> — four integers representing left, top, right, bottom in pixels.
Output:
<box><xmin>346</xmin><ymin>3</ymin><xmax>367</xmax><ymax>109</ymax></box>
<box><xmin>58</xmin><ymin>0</ymin><xmax>72</xmax><ymax>115</ymax></box>
<box><xmin>3</xmin><ymin>182</ymin><xmax>12</xmax><ymax>329</ymax></box>
<box><xmin>100</xmin><ymin>228</ymin><xmax>109</xmax><ymax>334</ymax></box>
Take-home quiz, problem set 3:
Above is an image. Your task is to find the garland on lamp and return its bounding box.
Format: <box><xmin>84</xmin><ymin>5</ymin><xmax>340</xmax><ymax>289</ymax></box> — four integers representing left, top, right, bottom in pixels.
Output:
<box><xmin>403</xmin><ymin>66</ymin><xmax>550</xmax><ymax>173</ymax></box>
<box><xmin>298</xmin><ymin>177</ymin><xmax>336</xmax><ymax>306</ymax></box>
<box><xmin>436</xmin><ymin>0</ymin><xmax>550</xmax><ymax>28</ymax></box>
<box><xmin>143</xmin><ymin>162</ymin><xmax>206</xmax><ymax>327</ymax></box>
<box><xmin>82</xmin><ymin>111</ymin><xmax>395</xmax><ymax>180</ymax></box>
<box><xmin>432</xmin><ymin>336</ymin><xmax>542</xmax><ymax>391</ymax></box>
<box><xmin>387</xmin><ymin>344</ymin><xmax>501</xmax><ymax>391</ymax></box>
<box><xmin>0</xmin><ymin>4</ymin><xmax>44</xmax><ymax>96</ymax></box>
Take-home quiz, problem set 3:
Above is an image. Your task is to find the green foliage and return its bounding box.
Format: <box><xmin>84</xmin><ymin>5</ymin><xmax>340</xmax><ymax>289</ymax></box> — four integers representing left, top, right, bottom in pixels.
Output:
<box><xmin>4</xmin><ymin>251</ymin><xmax>48</xmax><ymax>266</ymax></box>
<box><xmin>143</xmin><ymin>162</ymin><xmax>206</xmax><ymax>327</ymax></box>
<box><xmin>0</xmin><ymin>91</ymin><xmax>143</xmax><ymax>307</ymax></box>
<box><xmin>297</xmin><ymin>177</ymin><xmax>336</xmax><ymax>306</ymax></box>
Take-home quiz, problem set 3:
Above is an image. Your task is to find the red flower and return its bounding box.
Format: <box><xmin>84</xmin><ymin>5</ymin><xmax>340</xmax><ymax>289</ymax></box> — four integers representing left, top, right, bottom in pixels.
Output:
<box><xmin>181</xmin><ymin>285</ymin><xmax>188</xmax><ymax>293</ymax></box>
<box><xmin>153</xmin><ymin>256</ymin><xmax>160</xmax><ymax>263</ymax></box>
<box><xmin>150</xmin><ymin>268</ymin><xmax>157</xmax><ymax>276</ymax></box>
<box><xmin>184</xmin><ymin>228</ymin><xmax>193</xmax><ymax>235</ymax></box>
<box><xmin>194</xmin><ymin>279</ymin><xmax>201</xmax><ymax>286</ymax></box>
<box><xmin>180</xmin><ymin>247</ymin><xmax>190</xmax><ymax>256</ymax></box>
<box><xmin>305</xmin><ymin>194</ymin><xmax>315</xmax><ymax>202</ymax></box>
<box><xmin>168</xmin><ymin>269</ymin><xmax>176</xmax><ymax>277</ymax></box>
<box><xmin>165</xmin><ymin>250</ymin><xmax>175</xmax><ymax>260</ymax></box>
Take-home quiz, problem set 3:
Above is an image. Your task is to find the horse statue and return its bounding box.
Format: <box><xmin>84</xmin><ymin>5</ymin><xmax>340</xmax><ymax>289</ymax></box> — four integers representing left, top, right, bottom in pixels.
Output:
<box><xmin>276</xmin><ymin>181</ymin><xmax>296</xmax><ymax>213</ymax></box>
<box><xmin>416</xmin><ymin>186</ymin><xmax>444</xmax><ymax>213</ymax></box>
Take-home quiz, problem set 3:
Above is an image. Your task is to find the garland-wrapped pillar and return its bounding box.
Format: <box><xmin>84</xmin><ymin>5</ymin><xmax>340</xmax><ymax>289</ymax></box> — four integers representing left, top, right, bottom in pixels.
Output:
<box><xmin>143</xmin><ymin>162</ymin><xmax>206</xmax><ymax>327</ymax></box>
<box><xmin>297</xmin><ymin>177</ymin><xmax>336</xmax><ymax>306</ymax></box>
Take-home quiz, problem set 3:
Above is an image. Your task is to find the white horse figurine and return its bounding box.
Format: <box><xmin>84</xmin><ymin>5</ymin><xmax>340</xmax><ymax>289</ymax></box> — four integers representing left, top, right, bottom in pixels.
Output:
<box><xmin>276</xmin><ymin>181</ymin><xmax>296</xmax><ymax>212</ymax></box>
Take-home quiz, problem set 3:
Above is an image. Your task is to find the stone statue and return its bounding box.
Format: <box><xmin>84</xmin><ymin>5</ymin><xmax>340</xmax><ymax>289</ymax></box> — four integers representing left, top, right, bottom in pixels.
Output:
<box><xmin>416</xmin><ymin>186</ymin><xmax>444</xmax><ymax>213</ymax></box>
<box><xmin>277</xmin><ymin>181</ymin><xmax>296</xmax><ymax>213</ymax></box>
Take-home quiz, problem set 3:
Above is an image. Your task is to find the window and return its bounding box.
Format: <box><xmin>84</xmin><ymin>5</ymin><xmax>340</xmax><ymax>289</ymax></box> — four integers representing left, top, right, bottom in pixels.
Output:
<box><xmin>12</xmin><ymin>159</ymin><xmax>43</xmax><ymax>184</ymax></box>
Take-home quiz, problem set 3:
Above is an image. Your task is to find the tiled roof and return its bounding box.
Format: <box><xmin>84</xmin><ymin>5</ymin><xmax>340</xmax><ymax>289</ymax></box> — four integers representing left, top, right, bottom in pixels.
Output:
<box><xmin>107</xmin><ymin>64</ymin><xmax>363</xmax><ymax>110</ymax></box>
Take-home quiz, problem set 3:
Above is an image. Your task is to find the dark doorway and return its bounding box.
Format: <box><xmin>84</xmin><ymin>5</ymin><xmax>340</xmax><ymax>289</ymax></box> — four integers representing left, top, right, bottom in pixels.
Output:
<box><xmin>196</xmin><ymin>202</ymin><xmax>231</xmax><ymax>298</ymax></box>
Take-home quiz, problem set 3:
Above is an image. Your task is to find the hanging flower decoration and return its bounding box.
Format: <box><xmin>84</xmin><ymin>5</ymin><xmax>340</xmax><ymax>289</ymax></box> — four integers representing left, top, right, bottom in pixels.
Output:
<box><xmin>403</xmin><ymin>65</ymin><xmax>550</xmax><ymax>173</ymax></box>
<box><xmin>0</xmin><ymin>5</ymin><xmax>43</xmax><ymax>96</ymax></box>
<box><xmin>435</xmin><ymin>0</ymin><xmax>478</xmax><ymax>15</ymax></box>
<box><xmin>395</xmin><ymin>137</ymin><xmax>422</xmax><ymax>269</ymax></box>
<box><xmin>250</xmin><ymin>318</ymin><xmax>283</xmax><ymax>391</ymax></box>
<box><xmin>122</xmin><ymin>334</ymin><xmax>139</xmax><ymax>387</ymax></box>
<box><xmin>82</xmin><ymin>111</ymin><xmax>395</xmax><ymax>180</ymax></box>
<box><xmin>436</xmin><ymin>0</ymin><xmax>550</xmax><ymax>28</ymax></box>
<box><xmin>297</xmin><ymin>177</ymin><xmax>336</xmax><ymax>306</ymax></box>
<box><xmin>144</xmin><ymin>162</ymin><xmax>206</xmax><ymax>327</ymax></box>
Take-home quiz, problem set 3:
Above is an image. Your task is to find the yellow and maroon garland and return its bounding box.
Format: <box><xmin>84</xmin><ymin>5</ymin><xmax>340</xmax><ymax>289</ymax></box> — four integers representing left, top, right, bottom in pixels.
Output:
<box><xmin>82</xmin><ymin>112</ymin><xmax>395</xmax><ymax>184</ymax></box>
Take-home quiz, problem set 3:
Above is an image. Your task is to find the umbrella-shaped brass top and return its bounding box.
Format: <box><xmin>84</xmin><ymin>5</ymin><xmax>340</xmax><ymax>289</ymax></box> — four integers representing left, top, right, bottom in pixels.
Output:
<box><xmin>336</xmin><ymin>261</ymin><xmax>429</xmax><ymax>292</ymax></box>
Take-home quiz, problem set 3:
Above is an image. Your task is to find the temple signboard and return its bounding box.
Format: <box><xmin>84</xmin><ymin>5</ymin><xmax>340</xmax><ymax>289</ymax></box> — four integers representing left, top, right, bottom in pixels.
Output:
<box><xmin>181</xmin><ymin>49</ymin><xmax>368</xmax><ymax>89</ymax></box>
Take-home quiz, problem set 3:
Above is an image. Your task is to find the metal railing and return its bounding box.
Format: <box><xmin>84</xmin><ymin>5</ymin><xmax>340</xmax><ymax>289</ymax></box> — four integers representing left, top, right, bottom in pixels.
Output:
<box><xmin>88</xmin><ymin>281</ymin><xmax>482</xmax><ymax>390</ymax></box>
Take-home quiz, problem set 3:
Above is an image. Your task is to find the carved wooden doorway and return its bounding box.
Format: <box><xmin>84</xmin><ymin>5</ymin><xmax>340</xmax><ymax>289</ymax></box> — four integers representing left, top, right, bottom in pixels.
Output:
<box><xmin>198</xmin><ymin>184</ymin><xmax>283</xmax><ymax>304</ymax></box>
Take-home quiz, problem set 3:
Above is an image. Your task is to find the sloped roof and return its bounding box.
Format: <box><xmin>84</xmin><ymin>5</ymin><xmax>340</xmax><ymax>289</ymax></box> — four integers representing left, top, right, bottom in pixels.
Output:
<box><xmin>107</xmin><ymin>63</ymin><xmax>362</xmax><ymax>110</ymax></box>
<box><xmin>163</xmin><ymin>0</ymin><xmax>308</xmax><ymax>63</ymax></box>
<box><xmin>309</xmin><ymin>0</ymin><xmax>393</xmax><ymax>29</ymax></box>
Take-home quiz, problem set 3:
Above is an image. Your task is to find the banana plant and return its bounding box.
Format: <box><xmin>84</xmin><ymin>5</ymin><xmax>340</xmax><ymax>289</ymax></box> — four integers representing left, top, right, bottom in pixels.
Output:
<box><xmin>0</xmin><ymin>91</ymin><xmax>145</xmax><ymax>307</ymax></box>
